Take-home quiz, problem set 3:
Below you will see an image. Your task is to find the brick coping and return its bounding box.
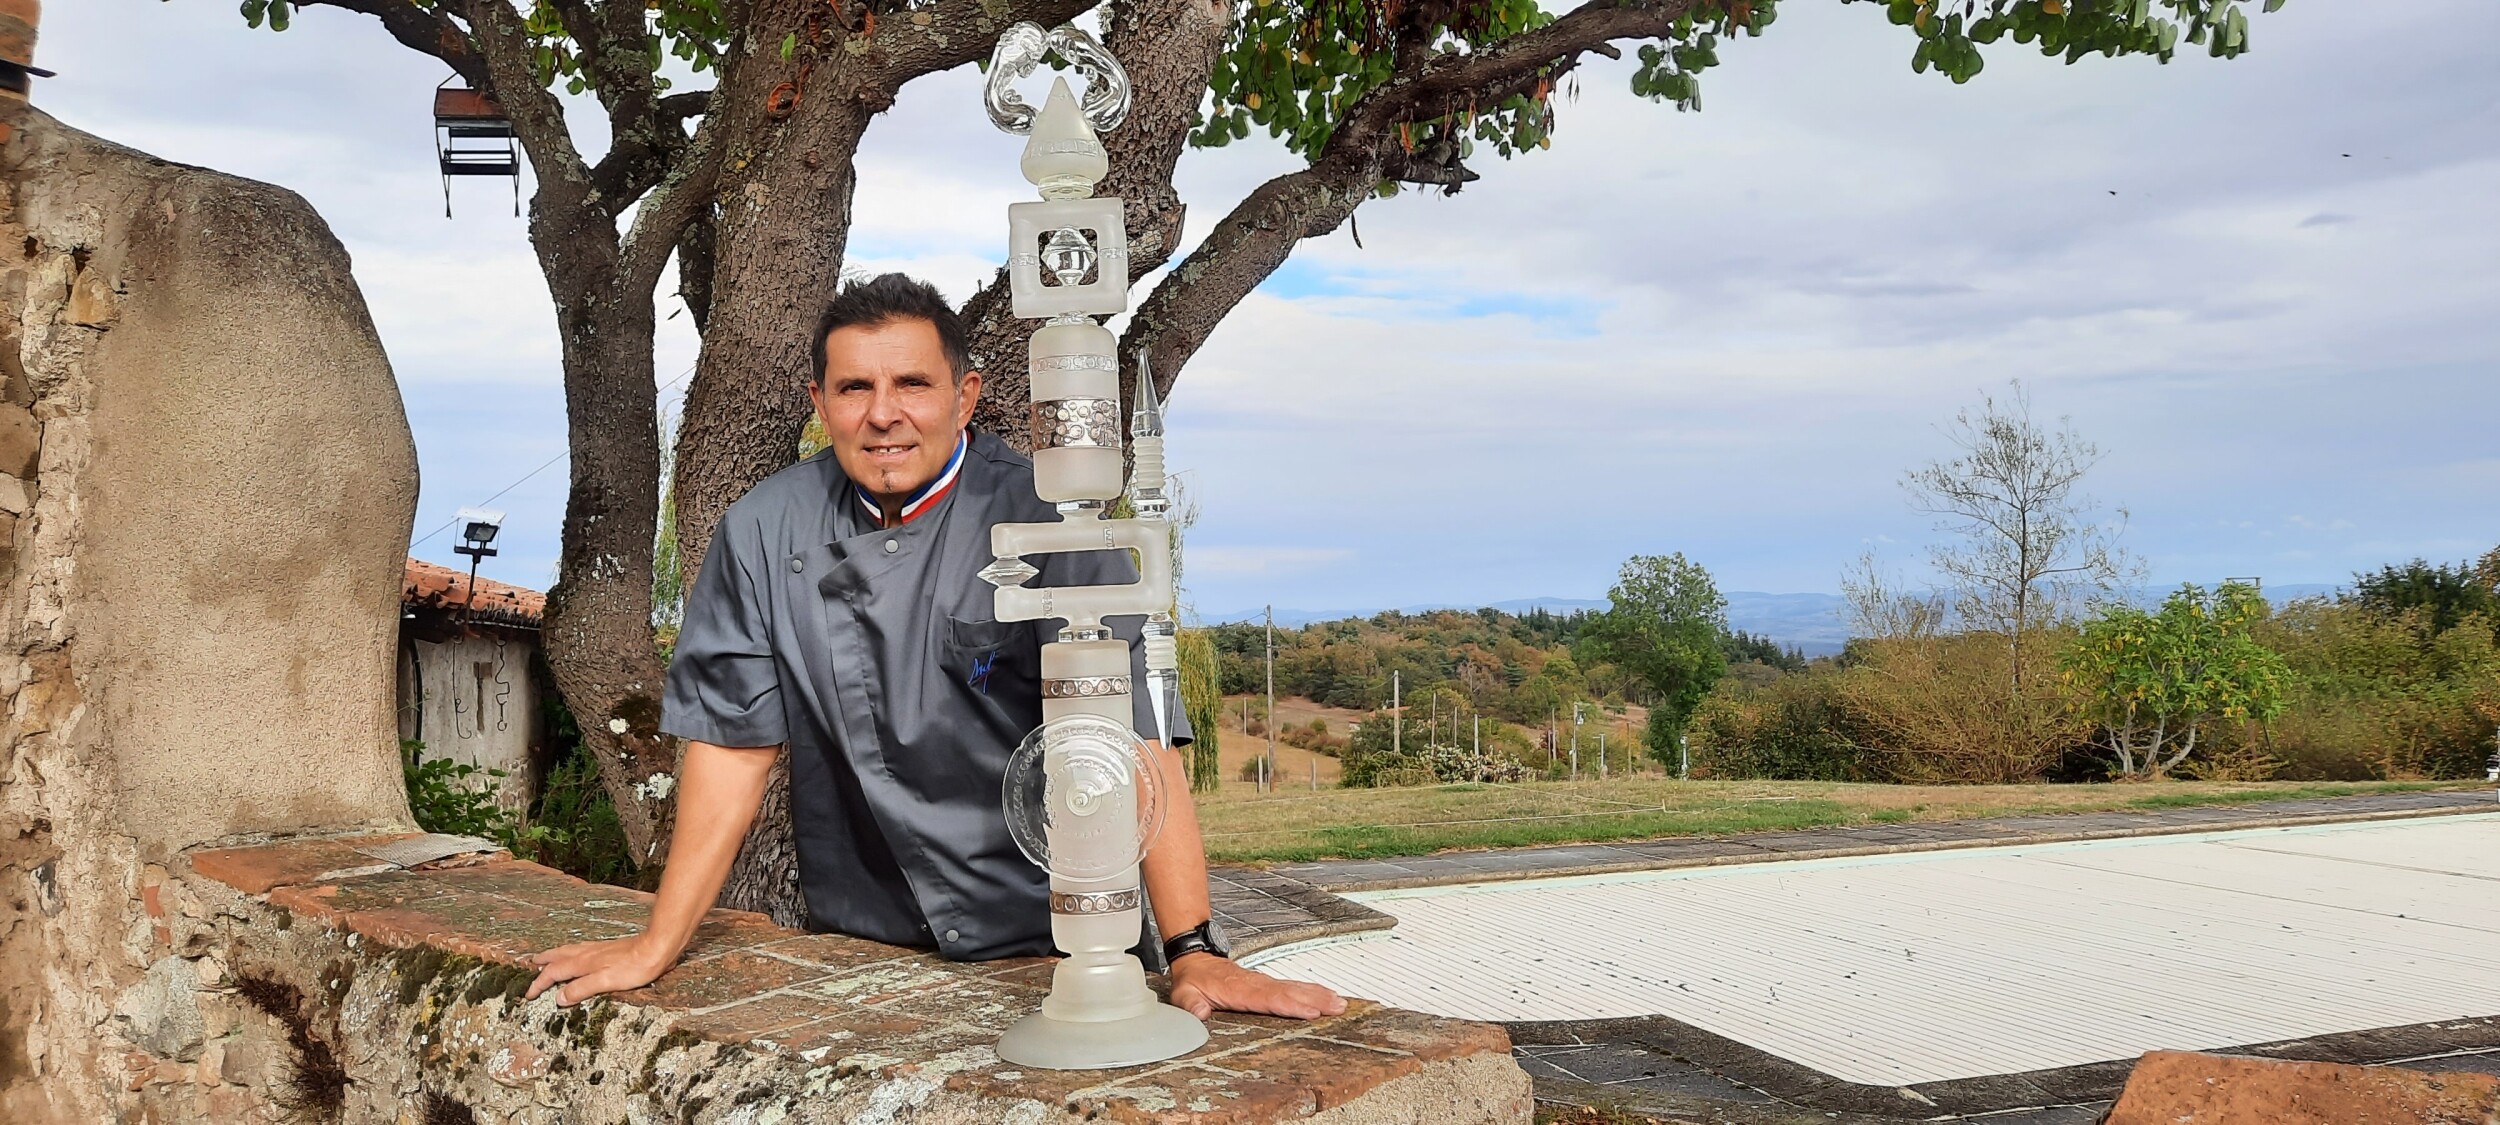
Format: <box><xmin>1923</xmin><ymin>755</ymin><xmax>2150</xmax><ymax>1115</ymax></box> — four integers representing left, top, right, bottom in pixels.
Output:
<box><xmin>184</xmin><ymin>833</ymin><xmax>1524</xmax><ymax>1124</ymax></box>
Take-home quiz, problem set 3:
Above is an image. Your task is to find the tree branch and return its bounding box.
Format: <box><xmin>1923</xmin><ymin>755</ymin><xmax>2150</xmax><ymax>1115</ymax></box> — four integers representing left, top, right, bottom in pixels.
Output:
<box><xmin>621</xmin><ymin>114</ymin><xmax>725</xmax><ymax>299</ymax></box>
<box><xmin>865</xmin><ymin>0</ymin><xmax>1101</xmax><ymax>91</ymax></box>
<box><xmin>1123</xmin><ymin>0</ymin><xmax>1701</xmax><ymax>387</ymax></box>
<box><xmin>573</xmin><ymin>0</ymin><xmax>681</xmax><ymax>210</ymax></box>
<box><xmin>658</xmin><ymin>89</ymin><xmax>713</xmax><ymax>123</ymax></box>
<box><xmin>300</xmin><ymin>0</ymin><xmax>484</xmax><ymax>84</ymax></box>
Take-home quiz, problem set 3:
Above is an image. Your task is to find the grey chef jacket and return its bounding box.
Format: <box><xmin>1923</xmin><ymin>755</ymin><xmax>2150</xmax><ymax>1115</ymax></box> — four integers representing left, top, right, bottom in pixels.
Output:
<box><xmin>659</xmin><ymin>428</ymin><xmax>1190</xmax><ymax>961</ymax></box>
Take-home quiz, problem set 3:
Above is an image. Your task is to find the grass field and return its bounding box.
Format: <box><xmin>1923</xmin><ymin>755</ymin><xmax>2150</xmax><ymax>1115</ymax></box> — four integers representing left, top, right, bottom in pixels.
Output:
<box><xmin>1190</xmin><ymin>776</ymin><xmax>2481</xmax><ymax>864</ymax></box>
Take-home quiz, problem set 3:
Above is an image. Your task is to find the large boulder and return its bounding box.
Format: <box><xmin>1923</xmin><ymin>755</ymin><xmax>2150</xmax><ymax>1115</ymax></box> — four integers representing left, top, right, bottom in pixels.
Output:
<box><xmin>4</xmin><ymin>105</ymin><xmax>419</xmax><ymax>852</ymax></box>
<box><xmin>2106</xmin><ymin>1050</ymin><xmax>2500</xmax><ymax>1125</ymax></box>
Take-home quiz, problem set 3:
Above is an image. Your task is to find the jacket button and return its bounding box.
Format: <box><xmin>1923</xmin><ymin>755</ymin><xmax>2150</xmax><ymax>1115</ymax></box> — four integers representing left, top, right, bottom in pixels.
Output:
<box><xmin>789</xmin><ymin>558</ymin><xmax>803</xmax><ymax>573</ymax></box>
<box><xmin>884</xmin><ymin>539</ymin><xmax>899</xmax><ymax>554</ymax></box>
<box><xmin>943</xmin><ymin>929</ymin><xmax>959</xmax><ymax>943</ymax></box>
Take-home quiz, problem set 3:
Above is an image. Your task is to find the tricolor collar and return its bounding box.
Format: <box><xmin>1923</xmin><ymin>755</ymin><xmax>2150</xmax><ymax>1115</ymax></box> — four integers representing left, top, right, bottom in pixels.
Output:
<box><xmin>856</xmin><ymin>430</ymin><xmax>967</xmax><ymax>529</ymax></box>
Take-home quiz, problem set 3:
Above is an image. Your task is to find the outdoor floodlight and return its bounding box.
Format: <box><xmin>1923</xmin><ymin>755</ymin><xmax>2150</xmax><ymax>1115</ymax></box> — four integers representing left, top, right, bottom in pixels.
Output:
<box><xmin>453</xmin><ymin>506</ymin><xmax>505</xmax><ymax>558</ymax></box>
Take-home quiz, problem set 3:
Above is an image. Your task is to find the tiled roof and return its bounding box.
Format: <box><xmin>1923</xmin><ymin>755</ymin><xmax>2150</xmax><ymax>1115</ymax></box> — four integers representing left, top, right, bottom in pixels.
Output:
<box><xmin>403</xmin><ymin>557</ymin><xmax>545</xmax><ymax>628</ymax></box>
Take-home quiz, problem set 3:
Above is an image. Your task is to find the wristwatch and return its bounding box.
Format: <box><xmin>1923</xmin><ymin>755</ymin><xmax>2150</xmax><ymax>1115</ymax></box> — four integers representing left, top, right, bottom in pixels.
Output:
<box><xmin>1162</xmin><ymin>918</ymin><xmax>1230</xmax><ymax>964</ymax></box>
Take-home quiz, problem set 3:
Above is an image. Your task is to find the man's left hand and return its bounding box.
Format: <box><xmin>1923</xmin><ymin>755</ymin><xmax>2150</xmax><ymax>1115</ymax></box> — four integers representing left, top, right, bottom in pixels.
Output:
<box><xmin>1168</xmin><ymin>953</ymin><xmax>1347</xmax><ymax>1021</ymax></box>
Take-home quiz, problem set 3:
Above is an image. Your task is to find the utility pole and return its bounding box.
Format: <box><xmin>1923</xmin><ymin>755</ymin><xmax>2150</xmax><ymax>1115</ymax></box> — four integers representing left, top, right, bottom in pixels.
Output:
<box><xmin>1391</xmin><ymin>670</ymin><xmax>1401</xmax><ymax>758</ymax></box>
<box><xmin>1679</xmin><ymin>732</ymin><xmax>1689</xmax><ymax>781</ymax></box>
<box><xmin>1571</xmin><ymin>702</ymin><xmax>1584</xmax><ymax>782</ymax></box>
<box><xmin>1598</xmin><ymin>730</ymin><xmax>1607</xmax><ymax>780</ymax></box>
<box><xmin>1264</xmin><ymin>604</ymin><xmax>1275</xmax><ymax>793</ymax></box>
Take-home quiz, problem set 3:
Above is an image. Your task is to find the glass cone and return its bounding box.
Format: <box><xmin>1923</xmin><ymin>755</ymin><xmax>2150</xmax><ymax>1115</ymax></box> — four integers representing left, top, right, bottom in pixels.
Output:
<box><xmin>979</xmin><ymin>555</ymin><xmax>1040</xmax><ymax>588</ymax></box>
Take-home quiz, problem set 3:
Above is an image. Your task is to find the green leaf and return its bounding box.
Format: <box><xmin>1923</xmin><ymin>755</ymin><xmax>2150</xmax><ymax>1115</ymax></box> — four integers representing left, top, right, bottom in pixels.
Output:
<box><xmin>268</xmin><ymin>0</ymin><xmax>290</xmax><ymax>31</ymax></box>
<box><xmin>240</xmin><ymin>0</ymin><xmax>267</xmax><ymax>29</ymax></box>
<box><xmin>780</xmin><ymin>31</ymin><xmax>797</xmax><ymax>61</ymax></box>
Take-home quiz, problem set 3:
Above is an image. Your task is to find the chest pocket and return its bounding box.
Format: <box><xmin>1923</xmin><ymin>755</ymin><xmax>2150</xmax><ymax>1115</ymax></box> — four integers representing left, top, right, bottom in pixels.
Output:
<box><xmin>941</xmin><ymin>615</ymin><xmax>1028</xmax><ymax>698</ymax></box>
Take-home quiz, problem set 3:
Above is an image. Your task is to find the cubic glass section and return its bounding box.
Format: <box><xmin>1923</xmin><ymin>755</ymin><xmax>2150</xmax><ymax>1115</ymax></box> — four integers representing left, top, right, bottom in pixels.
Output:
<box><xmin>1009</xmin><ymin>198</ymin><xmax>1127</xmax><ymax>319</ymax></box>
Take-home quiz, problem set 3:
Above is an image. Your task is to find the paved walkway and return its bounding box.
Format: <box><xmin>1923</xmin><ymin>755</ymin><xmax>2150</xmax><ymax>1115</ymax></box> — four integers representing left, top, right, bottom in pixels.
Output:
<box><xmin>1194</xmin><ymin>786</ymin><xmax>2499</xmax><ymax>1123</ymax></box>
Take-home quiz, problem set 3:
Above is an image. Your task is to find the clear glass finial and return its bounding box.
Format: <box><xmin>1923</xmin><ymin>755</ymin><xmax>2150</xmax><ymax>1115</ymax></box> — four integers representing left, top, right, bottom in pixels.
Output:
<box><xmin>984</xmin><ymin>23</ymin><xmax>1133</xmax><ymax>137</ymax></box>
<box><xmin>1129</xmin><ymin>348</ymin><xmax>1164</xmax><ymax>439</ymax></box>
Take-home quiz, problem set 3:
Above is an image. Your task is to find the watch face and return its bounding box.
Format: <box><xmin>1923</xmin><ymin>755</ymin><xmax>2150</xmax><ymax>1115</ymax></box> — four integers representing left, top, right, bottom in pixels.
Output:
<box><xmin>1203</xmin><ymin>918</ymin><xmax>1231</xmax><ymax>957</ymax></box>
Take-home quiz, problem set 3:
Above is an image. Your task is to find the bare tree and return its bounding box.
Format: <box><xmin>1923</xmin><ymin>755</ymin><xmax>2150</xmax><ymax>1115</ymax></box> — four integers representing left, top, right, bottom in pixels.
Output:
<box><xmin>1839</xmin><ymin>549</ymin><xmax>1947</xmax><ymax>642</ymax></box>
<box><xmin>1904</xmin><ymin>382</ymin><xmax>2137</xmax><ymax>693</ymax></box>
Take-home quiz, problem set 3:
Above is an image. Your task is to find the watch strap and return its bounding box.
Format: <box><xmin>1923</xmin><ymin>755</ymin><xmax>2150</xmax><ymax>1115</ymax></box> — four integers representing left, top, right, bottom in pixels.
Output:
<box><xmin>1162</xmin><ymin>919</ymin><xmax>1228</xmax><ymax>963</ymax></box>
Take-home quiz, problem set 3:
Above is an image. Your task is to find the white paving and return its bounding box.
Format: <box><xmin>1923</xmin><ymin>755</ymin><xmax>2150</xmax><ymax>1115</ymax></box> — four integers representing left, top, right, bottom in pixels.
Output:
<box><xmin>1245</xmin><ymin>813</ymin><xmax>2500</xmax><ymax>1086</ymax></box>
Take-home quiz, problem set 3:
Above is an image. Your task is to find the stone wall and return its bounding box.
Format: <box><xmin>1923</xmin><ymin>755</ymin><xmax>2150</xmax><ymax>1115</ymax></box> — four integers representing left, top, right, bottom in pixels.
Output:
<box><xmin>162</xmin><ymin>832</ymin><xmax>1532</xmax><ymax>1124</ymax></box>
<box><xmin>0</xmin><ymin>104</ymin><xmax>420</xmax><ymax>1123</ymax></box>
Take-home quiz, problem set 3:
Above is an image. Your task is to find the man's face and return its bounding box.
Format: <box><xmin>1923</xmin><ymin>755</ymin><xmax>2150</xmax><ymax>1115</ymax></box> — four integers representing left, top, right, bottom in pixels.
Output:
<box><xmin>809</xmin><ymin>317</ymin><xmax>982</xmax><ymax>504</ymax></box>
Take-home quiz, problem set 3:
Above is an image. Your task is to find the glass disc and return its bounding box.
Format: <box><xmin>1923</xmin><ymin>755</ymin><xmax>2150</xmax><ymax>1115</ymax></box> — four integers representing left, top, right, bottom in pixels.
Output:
<box><xmin>1001</xmin><ymin>714</ymin><xmax>1167</xmax><ymax>881</ymax></box>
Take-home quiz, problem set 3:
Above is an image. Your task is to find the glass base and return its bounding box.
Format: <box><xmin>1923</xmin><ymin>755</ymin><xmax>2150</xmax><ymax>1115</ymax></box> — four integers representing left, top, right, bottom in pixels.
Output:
<box><xmin>994</xmin><ymin>1002</ymin><xmax>1208</xmax><ymax>1070</ymax></box>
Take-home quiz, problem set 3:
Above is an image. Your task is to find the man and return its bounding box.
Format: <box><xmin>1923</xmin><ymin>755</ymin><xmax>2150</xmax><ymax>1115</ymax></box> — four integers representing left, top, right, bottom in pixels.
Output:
<box><xmin>524</xmin><ymin>274</ymin><xmax>1342</xmax><ymax>1022</ymax></box>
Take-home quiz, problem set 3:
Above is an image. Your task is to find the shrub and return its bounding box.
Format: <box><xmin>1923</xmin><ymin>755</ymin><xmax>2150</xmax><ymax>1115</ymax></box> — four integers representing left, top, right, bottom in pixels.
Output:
<box><xmin>1278</xmin><ymin>717</ymin><xmax>1348</xmax><ymax>756</ymax></box>
<box><xmin>1835</xmin><ymin>632</ymin><xmax>2090</xmax><ymax>784</ymax></box>
<box><xmin>400</xmin><ymin>739</ymin><xmax>515</xmax><ymax>839</ymax></box>
<box><xmin>2060</xmin><ymin>583</ymin><xmax>2289</xmax><ymax>780</ymax></box>
<box><xmin>2257</xmin><ymin>599</ymin><xmax>2499</xmax><ymax>780</ymax></box>
<box><xmin>1177</xmin><ymin>629</ymin><xmax>1224</xmax><ymax>793</ymax></box>
<box><xmin>1688</xmin><ymin>671</ymin><xmax>1862</xmax><ymax>781</ymax></box>
<box><xmin>507</xmin><ymin>747</ymin><xmax>633</xmax><ymax>886</ymax></box>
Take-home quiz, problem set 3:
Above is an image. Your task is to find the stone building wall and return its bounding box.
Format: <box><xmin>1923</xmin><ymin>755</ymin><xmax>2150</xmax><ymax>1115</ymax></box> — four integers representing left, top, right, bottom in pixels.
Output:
<box><xmin>0</xmin><ymin>103</ymin><xmax>420</xmax><ymax>1123</ymax></box>
<box><xmin>398</xmin><ymin>630</ymin><xmax>542</xmax><ymax>810</ymax></box>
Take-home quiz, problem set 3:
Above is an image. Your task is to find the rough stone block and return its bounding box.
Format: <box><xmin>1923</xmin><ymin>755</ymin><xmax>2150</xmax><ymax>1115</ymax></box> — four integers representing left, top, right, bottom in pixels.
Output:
<box><xmin>2105</xmin><ymin>1050</ymin><xmax>2500</xmax><ymax>1125</ymax></box>
<box><xmin>0</xmin><ymin>401</ymin><xmax>37</xmax><ymax>476</ymax></box>
<box><xmin>114</xmin><ymin>955</ymin><xmax>205</xmax><ymax>1063</ymax></box>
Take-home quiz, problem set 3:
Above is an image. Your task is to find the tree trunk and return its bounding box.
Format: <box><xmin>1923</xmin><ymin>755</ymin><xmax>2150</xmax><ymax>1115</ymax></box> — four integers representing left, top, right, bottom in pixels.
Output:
<box><xmin>535</xmin><ymin>237</ymin><xmax>679</xmax><ymax>869</ymax></box>
<box><xmin>665</xmin><ymin>20</ymin><xmax>885</xmax><ymax>917</ymax></box>
<box><xmin>666</xmin><ymin>0</ymin><xmax>1122</xmax><ymax>921</ymax></box>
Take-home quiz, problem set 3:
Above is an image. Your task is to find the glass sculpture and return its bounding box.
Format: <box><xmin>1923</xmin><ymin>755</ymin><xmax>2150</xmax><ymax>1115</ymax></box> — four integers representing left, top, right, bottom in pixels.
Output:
<box><xmin>978</xmin><ymin>22</ymin><xmax>1207</xmax><ymax>1071</ymax></box>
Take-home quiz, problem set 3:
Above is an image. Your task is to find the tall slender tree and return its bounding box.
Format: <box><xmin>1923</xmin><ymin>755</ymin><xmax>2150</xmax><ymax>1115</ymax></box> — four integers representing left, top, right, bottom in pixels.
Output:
<box><xmin>1904</xmin><ymin>381</ymin><xmax>2137</xmax><ymax>693</ymax></box>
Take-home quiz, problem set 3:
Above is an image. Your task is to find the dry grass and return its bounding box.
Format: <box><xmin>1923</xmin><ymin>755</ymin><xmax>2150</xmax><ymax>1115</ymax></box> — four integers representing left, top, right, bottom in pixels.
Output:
<box><xmin>1192</xmin><ymin>776</ymin><xmax>2477</xmax><ymax>864</ymax></box>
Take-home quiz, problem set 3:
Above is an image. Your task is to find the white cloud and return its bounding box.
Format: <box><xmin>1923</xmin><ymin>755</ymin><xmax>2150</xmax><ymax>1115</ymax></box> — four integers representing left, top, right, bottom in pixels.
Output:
<box><xmin>37</xmin><ymin>0</ymin><xmax>2499</xmax><ymax>610</ymax></box>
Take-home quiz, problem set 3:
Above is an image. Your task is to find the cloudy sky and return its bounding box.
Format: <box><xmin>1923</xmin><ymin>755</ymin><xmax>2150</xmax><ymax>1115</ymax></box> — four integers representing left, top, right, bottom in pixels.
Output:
<box><xmin>40</xmin><ymin>1</ymin><xmax>2500</xmax><ymax>619</ymax></box>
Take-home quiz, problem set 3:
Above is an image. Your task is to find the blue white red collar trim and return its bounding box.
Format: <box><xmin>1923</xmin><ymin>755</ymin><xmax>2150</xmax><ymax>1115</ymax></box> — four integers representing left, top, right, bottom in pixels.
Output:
<box><xmin>857</xmin><ymin>431</ymin><xmax>967</xmax><ymax>529</ymax></box>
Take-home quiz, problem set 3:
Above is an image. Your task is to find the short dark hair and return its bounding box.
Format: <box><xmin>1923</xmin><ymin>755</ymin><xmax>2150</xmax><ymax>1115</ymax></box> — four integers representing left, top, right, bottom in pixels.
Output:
<box><xmin>809</xmin><ymin>273</ymin><xmax>974</xmax><ymax>386</ymax></box>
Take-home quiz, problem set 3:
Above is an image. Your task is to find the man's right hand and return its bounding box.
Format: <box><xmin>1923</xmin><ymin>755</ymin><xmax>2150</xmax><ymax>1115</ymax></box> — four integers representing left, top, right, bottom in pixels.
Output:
<box><xmin>523</xmin><ymin>740</ymin><xmax>782</xmax><ymax>1007</ymax></box>
<box><xmin>526</xmin><ymin>934</ymin><xmax>675</xmax><ymax>1005</ymax></box>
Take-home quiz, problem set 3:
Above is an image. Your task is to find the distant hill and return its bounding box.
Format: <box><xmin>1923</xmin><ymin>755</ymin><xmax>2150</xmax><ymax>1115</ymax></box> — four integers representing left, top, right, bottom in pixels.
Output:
<box><xmin>1192</xmin><ymin>582</ymin><xmax>2344</xmax><ymax>660</ymax></box>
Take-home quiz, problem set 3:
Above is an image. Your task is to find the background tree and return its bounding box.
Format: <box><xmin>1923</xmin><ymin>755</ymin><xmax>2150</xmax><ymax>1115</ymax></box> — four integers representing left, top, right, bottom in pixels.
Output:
<box><xmin>2346</xmin><ymin>556</ymin><xmax>2500</xmax><ymax>638</ymax></box>
<box><xmin>2061</xmin><ymin>582</ymin><xmax>2289</xmax><ymax>779</ymax></box>
<box><xmin>1579</xmin><ymin>553</ymin><xmax>1728</xmax><ymax>763</ymax></box>
<box><xmin>1904</xmin><ymin>381</ymin><xmax>2135</xmax><ymax>693</ymax></box>
<box><xmin>235</xmin><ymin>0</ymin><xmax>2282</xmax><ymax>915</ymax></box>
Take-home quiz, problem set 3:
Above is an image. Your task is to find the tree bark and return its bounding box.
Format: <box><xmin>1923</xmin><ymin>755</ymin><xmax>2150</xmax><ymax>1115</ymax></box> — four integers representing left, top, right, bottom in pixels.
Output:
<box><xmin>680</xmin><ymin>0</ymin><xmax>1093</xmax><ymax>919</ymax></box>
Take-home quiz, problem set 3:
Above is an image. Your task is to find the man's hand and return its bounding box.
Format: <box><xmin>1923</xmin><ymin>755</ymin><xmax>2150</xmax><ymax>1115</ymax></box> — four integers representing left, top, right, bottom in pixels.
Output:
<box><xmin>525</xmin><ymin>935</ymin><xmax>675</xmax><ymax>1006</ymax></box>
<box><xmin>1167</xmin><ymin>953</ymin><xmax>1347</xmax><ymax>1021</ymax></box>
<box><xmin>522</xmin><ymin>740</ymin><xmax>777</xmax><ymax>1007</ymax></box>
